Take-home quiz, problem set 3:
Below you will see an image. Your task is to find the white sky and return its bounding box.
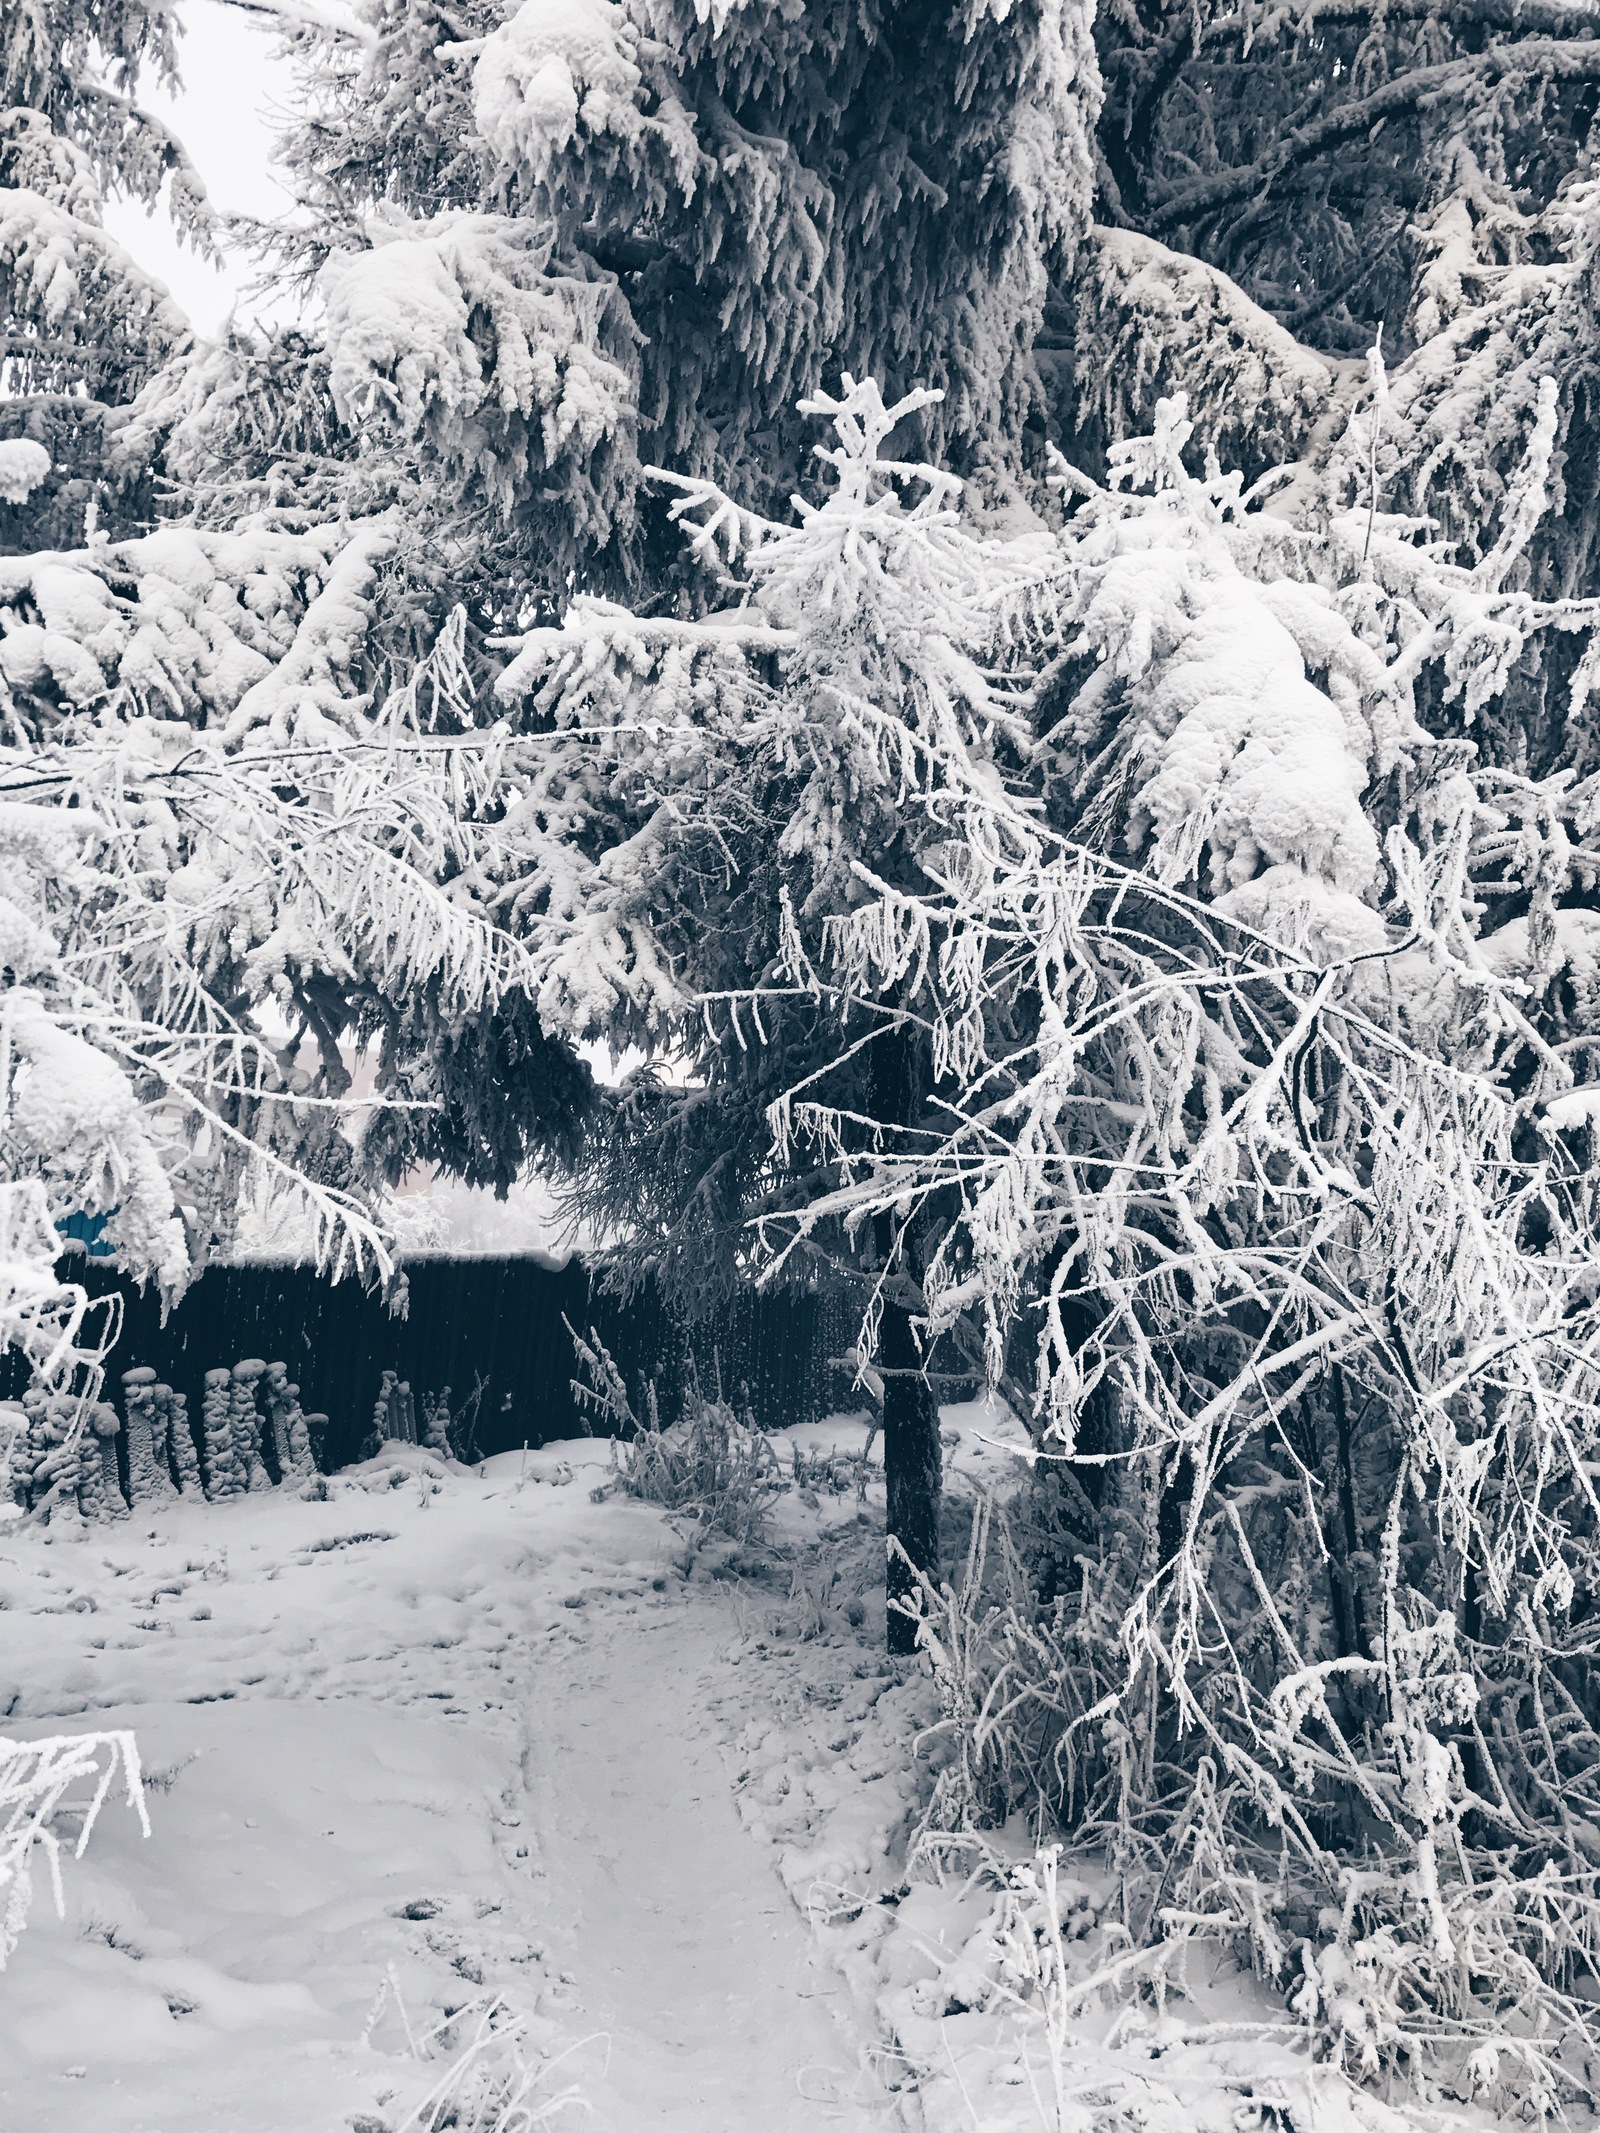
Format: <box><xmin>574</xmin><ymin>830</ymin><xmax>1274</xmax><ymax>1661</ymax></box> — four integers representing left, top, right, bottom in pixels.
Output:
<box><xmin>100</xmin><ymin>1</ymin><xmax>299</xmax><ymax>338</ymax></box>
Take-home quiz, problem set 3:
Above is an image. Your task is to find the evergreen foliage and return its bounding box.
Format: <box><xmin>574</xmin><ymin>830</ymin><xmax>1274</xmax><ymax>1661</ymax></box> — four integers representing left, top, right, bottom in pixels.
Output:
<box><xmin>9</xmin><ymin>0</ymin><xmax>1600</xmax><ymax>2102</ymax></box>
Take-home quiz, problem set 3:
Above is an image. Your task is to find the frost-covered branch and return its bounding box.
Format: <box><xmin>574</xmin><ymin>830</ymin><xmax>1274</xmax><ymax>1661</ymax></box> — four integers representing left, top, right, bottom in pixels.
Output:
<box><xmin>0</xmin><ymin>1730</ymin><xmax>148</xmax><ymax>1969</ymax></box>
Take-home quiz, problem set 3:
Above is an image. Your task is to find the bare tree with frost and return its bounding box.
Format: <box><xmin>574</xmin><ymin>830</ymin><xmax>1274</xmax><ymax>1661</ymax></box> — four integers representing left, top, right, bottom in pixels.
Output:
<box><xmin>493</xmin><ymin>359</ymin><xmax>1600</xmax><ymax>2099</ymax></box>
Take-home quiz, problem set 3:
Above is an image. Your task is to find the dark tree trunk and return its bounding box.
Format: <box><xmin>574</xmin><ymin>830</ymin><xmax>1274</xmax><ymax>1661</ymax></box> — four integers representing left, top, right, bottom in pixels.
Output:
<box><xmin>1328</xmin><ymin>1365</ymin><xmax>1371</xmax><ymax>1662</ymax></box>
<box><xmin>881</xmin><ymin>1294</ymin><xmax>942</xmax><ymax>1655</ymax></box>
<box><xmin>866</xmin><ymin>1016</ymin><xmax>942</xmax><ymax>1656</ymax></box>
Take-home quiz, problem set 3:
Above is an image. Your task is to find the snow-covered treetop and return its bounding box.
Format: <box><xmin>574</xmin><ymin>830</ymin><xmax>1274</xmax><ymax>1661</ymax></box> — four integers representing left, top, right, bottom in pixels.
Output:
<box><xmin>277</xmin><ymin>0</ymin><xmax>1101</xmax><ymax>529</ymax></box>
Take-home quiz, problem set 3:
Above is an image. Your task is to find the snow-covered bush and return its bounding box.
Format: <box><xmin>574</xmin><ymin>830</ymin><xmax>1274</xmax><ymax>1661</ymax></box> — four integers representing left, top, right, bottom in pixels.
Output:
<box><xmin>161</xmin><ymin>1383</ymin><xmax>201</xmax><ymax>1496</ymax></box>
<box><xmin>572</xmin><ymin>1324</ymin><xmax>782</xmax><ymax>1546</ymax></box>
<box><xmin>387</xmin><ymin>1990</ymin><xmax>586</xmax><ymax>2133</ymax></box>
<box><xmin>120</xmin><ymin>1367</ymin><xmax>175</xmax><ymax>1507</ymax></box>
<box><xmin>199</xmin><ymin>1367</ymin><xmax>240</xmax><ymax>1500</ymax></box>
<box><xmin>226</xmin><ymin>1360</ymin><xmax>271</xmax><ymax>1495</ymax></box>
<box><xmin>264</xmin><ymin>1361</ymin><xmax>317</xmax><ymax>1482</ymax></box>
<box><xmin>9</xmin><ymin>1348</ymin><xmax>342</xmax><ymax>1517</ymax></box>
<box><xmin>368</xmin><ymin>1369</ymin><xmax>419</xmax><ymax>1454</ymax></box>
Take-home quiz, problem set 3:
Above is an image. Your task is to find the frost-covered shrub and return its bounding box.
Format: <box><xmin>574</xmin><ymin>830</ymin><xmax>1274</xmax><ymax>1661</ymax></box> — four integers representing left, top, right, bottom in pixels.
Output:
<box><xmin>12</xmin><ymin>1396</ymin><xmax>126</xmax><ymax>1522</ymax></box>
<box><xmin>573</xmin><ymin>1325</ymin><xmax>782</xmax><ymax>1546</ymax></box>
<box><xmin>16</xmin><ymin>1388</ymin><xmax>90</xmax><ymax>1522</ymax></box>
<box><xmin>382</xmin><ymin>1991</ymin><xmax>584</xmax><ymax>2133</ymax></box>
<box><xmin>368</xmin><ymin>1370</ymin><xmax>420</xmax><ymax>1453</ymax></box>
<box><xmin>120</xmin><ymin>1368</ymin><xmax>176</xmax><ymax>1508</ymax></box>
<box><xmin>11</xmin><ymin>1352</ymin><xmax>329</xmax><ymax>1519</ymax></box>
<box><xmin>420</xmin><ymin>1389</ymin><xmax>453</xmax><ymax>1457</ymax></box>
<box><xmin>360</xmin><ymin>1376</ymin><xmax>479</xmax><ymax>1466</ymax></box>
<box><xmin>227</xmin><ymin>1361</ymin><xmax>272</xmax><ymax>1494</ymax></box>
<box><xmin>159</xmin><ymin>1385</ymin><xmax>201</xmax><ymax>1497</ymax></box>
<box><xmin>85</xmin><ymin>1401</ymin><xmax>124</xmax><ymax>1520</ymax></box>
<box><xmin>263</xmin><ymin>1362</ymin><xmax>316</xmax><ymax>1483</ymax></box>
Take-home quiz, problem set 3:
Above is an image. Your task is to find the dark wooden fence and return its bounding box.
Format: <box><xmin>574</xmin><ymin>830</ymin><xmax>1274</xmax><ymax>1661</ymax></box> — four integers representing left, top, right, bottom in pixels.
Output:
<box><xmin>28</xmin><ymin>1255</ymin><xmax>858</xmax><ymax>1469</ymax></box>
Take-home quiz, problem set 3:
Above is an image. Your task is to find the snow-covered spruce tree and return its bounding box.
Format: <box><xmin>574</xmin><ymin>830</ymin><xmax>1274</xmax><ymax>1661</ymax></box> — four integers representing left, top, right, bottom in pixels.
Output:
<box><xmin>497</xmin><ymin>370</ymin><xmax>1600</xmax><ymax>2098</ymax></box>
<box><xmin>203</xmin><ymin>0</ymin><xmax>1098</xmax><ymax>626</ymax></box>
<box><xmin>260</xmin><ymin>0</ymin><xmax>1600</xmax><ymax>619</ymax></box>
<box><xmin>0</xmin><ymin>4</ymin><xmax>602</xmax><ymax>1313</ymax></box>
<box><xmin>0</xmin><ymin>500</ymin><xmax>593</xmax><ymax>1505</ymax></box>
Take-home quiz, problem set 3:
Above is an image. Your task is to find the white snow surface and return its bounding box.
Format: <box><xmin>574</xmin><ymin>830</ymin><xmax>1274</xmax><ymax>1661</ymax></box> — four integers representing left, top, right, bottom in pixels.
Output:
<box><xmin>0</xmin><ymin>1430</ymin><xmax>910</xmax><ymax>2132</ymax></box>
<box><xmin>0</xmin><ymin>1413</ymin><xmax>1456</xmax><ymax>2133</ymax></box>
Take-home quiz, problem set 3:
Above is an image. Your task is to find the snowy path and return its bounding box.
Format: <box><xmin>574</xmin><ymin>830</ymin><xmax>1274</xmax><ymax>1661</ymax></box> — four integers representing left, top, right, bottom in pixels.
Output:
<box><xmin>0</xmin><ymin>1438</ymin><xmax>899</xmax><ymax>2132</ymax></box>
<box><xmin>0</xmin><ymin>1419</ymin><xmax>1359</xmax><ymax>2133</ymax></box>
<box><xmin>525</xmin><ymin>1603</ymin><xmax>867</xmax><ymax>2130</ymax></box>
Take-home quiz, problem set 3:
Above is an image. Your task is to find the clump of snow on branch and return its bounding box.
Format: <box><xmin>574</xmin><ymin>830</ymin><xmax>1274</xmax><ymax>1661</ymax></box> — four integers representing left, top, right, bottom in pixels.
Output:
<box><xmin>0</xmin><ymin>520</ymin><xmax>384</xmax><ymax>742</ymax></box>
<box><xmin>473</xmin><ymin>0</ymin><xmax>643</xmax><ymax>186</ymax></box>
<box><xmin>0</xmin><ymin>440</ymin><xmax>49</xmax><ymax>504</ymax></box>
<box><xmin>1065</xmin><ymin>225</ymin><xmax>1333</xmax><ymax>479</ymax></box>
<box><xmin>319</xmin><ymin>213</ymin><xmax>636</xmax><ymax>518</ymax></box>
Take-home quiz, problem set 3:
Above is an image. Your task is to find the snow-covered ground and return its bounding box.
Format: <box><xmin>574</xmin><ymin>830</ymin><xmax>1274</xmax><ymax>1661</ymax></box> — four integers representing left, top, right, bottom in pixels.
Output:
<box><xmin>0</xmin><ymin>1427</ymin><xmax>909</xmax><ymax>2132</ymax></box>
<box><xmin>0</xmin><ymin>1412</ymin><xmax>1444</xmax><ymax>2133</ymax></box>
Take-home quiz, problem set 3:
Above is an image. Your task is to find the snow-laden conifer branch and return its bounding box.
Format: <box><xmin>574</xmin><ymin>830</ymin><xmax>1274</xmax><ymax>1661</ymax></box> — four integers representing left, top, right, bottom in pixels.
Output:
<box><xmin>1146</xmin><ymin>38</ymin><xmax>1600</xmax><ymax>235</ymax></box>
<box><xmin>0</xmin><ymin>492</ymin><xmax>564</xmax><ymax>1438</ymax></box>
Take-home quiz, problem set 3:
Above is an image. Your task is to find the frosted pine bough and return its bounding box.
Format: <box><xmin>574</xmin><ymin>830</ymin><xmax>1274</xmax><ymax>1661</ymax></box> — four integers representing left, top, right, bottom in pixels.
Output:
<box><xmin>494</xmin><ymin>374</ymin><xmax>1600</xmax><ymax>2107</ymax></box>
<box><xmin>0</xmin><ymin>517</ymin><xmax>557</xmax><ymax>1957</ymax></box>
<box><xmin>0</xmin><ymin>510</ymin><xmax>569</xmax><ymax>1508</ymax></box>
